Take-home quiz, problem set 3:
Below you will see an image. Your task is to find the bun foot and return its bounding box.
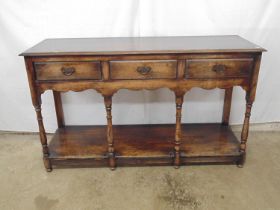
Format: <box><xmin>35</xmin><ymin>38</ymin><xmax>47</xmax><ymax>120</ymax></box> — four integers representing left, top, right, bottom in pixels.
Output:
<box><xmin>237</xmin><ymin>152</ymin><xmax>246</xmax><ymax>168</ymax></box>
<box><xmin>46</xmin><ymin>168</ymin><xmax>52</xmax><ymax>172</ymax></box>
<box><xmin>237</xmin><ymin>164</ymin><xmax>244</xmax><ymax>168</ymax></box>
<box><xmin>43</xmin><ymin>158</ymin><xmax>52</xmax><ymax>172</ymax></box>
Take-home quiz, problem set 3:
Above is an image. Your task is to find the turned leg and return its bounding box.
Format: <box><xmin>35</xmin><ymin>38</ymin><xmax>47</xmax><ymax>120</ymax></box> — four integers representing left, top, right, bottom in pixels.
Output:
<box><xmin>104</xmin><ymin>95</ymin><xmax>116</xmax><ymax>170</ymax></box>
<box><xmin>237</xmin><ymin>92</ymin><xmax>253</xmax><ymax>167</ymax></box>
<box><xmin>53</xmin><ymin>91</ymin><xmax>65</xmax><ymax>128</ymax></box>
<box><xmin>174</xmin><ymin>94</ymin><xmax>184</xmax><ymax>169</ymax></box>
<box><xmin>24</xmin><ymin>58</ymin><xmax>51</xmax><ymax>172</ymax></box>
<box><xmin>34</xmin><ymin>96</ymin><xmax>52</xmax><ymax>172</ymax></box>
<box><xmin>222</xmin><ymin>87</ymin><xmax>233</xmax><ymax>126</ymax></box>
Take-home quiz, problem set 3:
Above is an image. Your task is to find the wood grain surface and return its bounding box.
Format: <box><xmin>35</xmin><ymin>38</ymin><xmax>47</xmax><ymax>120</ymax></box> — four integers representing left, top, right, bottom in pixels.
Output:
<box><xmin>20</xmin><ymin>35</ymin><xmax>265</xmax><ymax>56</ymax></box>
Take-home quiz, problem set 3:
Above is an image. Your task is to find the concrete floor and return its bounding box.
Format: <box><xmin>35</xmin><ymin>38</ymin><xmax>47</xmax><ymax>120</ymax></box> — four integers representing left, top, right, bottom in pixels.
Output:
<box><xmin>0</xmin><ymin>131</ymin><xmax>280</xmax><ymax>210</ymax></box>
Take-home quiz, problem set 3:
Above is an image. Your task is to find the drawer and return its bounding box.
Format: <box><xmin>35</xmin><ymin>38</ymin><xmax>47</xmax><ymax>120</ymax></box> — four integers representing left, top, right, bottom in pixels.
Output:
<box><xmin>186</xmin><ymin>58</ymin><xmax>254</xmax><ymax>79</ymax></box>
<box><xmin>110</xmin><ymin>60</ymin><xmax>177</xmax><ymax>80</ymax></box>
<box><xmin>35</xmin><ymin>61</ymin><xmax>101</xmax><ymax>81</ymax></box>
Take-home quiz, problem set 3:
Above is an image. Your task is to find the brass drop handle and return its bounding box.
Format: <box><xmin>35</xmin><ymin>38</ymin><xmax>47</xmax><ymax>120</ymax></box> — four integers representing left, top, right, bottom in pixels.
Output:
<box><xmin>212</xmin><ymin>64</ymin><xmax>226</xmax><ymax>73</ymax></box>
<box><xmin>136</xmin><ymin>66</ymin><xmax>152</xmax><ymax>75</ymax></box>
<box><xmin>61</xmin><ymin>67</ymin><xmax>76</xmax><ymax>76</ymax></box>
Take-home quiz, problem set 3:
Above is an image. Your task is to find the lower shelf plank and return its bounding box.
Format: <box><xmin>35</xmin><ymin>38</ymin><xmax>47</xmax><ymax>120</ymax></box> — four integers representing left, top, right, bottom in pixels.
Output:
<box><xmin>48</xmin><ymin>123</ymin><xmax>241</xmax><ymax>169</ymax></box>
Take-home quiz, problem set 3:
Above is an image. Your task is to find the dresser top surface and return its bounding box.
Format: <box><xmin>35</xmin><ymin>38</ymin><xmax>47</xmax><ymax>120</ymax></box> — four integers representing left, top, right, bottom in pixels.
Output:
<box><xmin>20</xmin><ymin>35</ymin><xmax>265</xmax><ymax>56</ymax></box>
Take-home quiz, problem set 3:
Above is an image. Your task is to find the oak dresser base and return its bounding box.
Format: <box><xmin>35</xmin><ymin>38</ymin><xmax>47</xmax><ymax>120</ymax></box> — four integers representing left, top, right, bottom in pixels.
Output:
<box><xmin>20</xmin><ymin>36</ymin><xmax>265</xmax><ymax>171</ymax></box>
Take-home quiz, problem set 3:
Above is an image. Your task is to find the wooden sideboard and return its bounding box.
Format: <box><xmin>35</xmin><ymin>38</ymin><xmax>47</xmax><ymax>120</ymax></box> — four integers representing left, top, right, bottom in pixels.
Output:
<box><xmin>20</xmin><ymin>36</ymin><xmax>265</xmax><ymax>171</ymax></box>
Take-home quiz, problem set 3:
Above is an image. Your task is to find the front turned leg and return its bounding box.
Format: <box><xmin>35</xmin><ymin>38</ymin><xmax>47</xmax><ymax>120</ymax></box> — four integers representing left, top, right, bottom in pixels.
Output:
<box><xmin>34</xmin><ymin>103</ymin><xmax>52</xmax><ymax>172</ymax></box>
<box><xmin>174</xmin><ymin>94</ymin><xmax>184</xmax><ymax>169</ymax></box>
<box><xmin>237</xmin><ymin>93</ymin><xmax>253</xmax><ymax>168</ymax></box>
<box><xmin>104</xmin><ymin>96</ymin><xmax>116</xmax><ymax>170</ymax></box>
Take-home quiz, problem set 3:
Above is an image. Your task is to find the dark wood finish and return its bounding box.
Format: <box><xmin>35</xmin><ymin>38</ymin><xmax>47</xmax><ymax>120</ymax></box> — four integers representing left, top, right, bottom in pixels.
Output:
<box><xmin>222</xmin><ymin>87</ymin><xmax>233</xmax><ymax>125</ymax></box>
<box><xmin>177</xmin><ymin>60</ymin><xmax>186</xmax><ymax>79</ymax></box>
<box><xmin>48</xmin><ymin>124</ymin><xmax>241</xmax><ymax>168</ymax></box>
<box><xmin>238</xmin><ymin>92</ymin><xmax>252</xmax><ymax>167</ymax></box>
<box><xmin>101</xmin><ymin>61</ymin><xmax>110</xmax><ymax>80</ymax></box>
<box><xmin>186</xmin><ymin>58</ymin><xmax>253</xmax><ymax>79</ymax></box>
<box><xmin>35</xmin><ymin>61</ymin><xmax>101</xmax><ymax>81</ymax></box>
<box><xmin>20</xmin><ymin>36</ymin><xmax>265</xmax><ymax>171</ymax></box>
<box><xmin>20</xmin><ymin>35</ymin><xmax>265</xmax><ymax>56</ymax></box>
<box><xmin>24</xmin><ymin>57</ymin><xmax>52</xmax><ymax>172</ymax></box>
<box><xmin>49</xmin><ymin>126</ymin><xmax>107</xmax><ymax>158</ymax></box>
<box><xmin>238</xmin><ymin>54</ymin><xmax>262</xmax><ymax>166</ymax></box>
<box><xmin>110</xmin><ymin>60</ymin><xmax>177</xmax><ymax>80</ymax></box>
<box><xmin>104</xmin><ymin>95</ymin><xmax>116</xmax><ymax>170</ymax></box>
<box><xmin>53</xmin><ymin>91</ymin><xmax>65</xmax><ymax>128</ymax></box>
<box><xmin>174</xmin><ymin>94</ymin><xmax>184</xmax><ymax>168</ymax></box>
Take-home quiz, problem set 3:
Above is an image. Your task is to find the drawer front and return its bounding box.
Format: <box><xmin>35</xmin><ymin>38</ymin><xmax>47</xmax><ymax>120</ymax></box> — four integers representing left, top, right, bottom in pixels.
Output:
<box><xmin>110</xmin><ymin>60</ymin><xmax>177</xmax><ymax>80</ymax></box>
<box><xmin>186</xmin><ymin>58</ymin><xmax>254</xmax><ymax>79</ymax></box>
<box><xmin>35</xmin><ymin>61</ymin><xmax>101</xmax><ymax>81</ymax></box>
